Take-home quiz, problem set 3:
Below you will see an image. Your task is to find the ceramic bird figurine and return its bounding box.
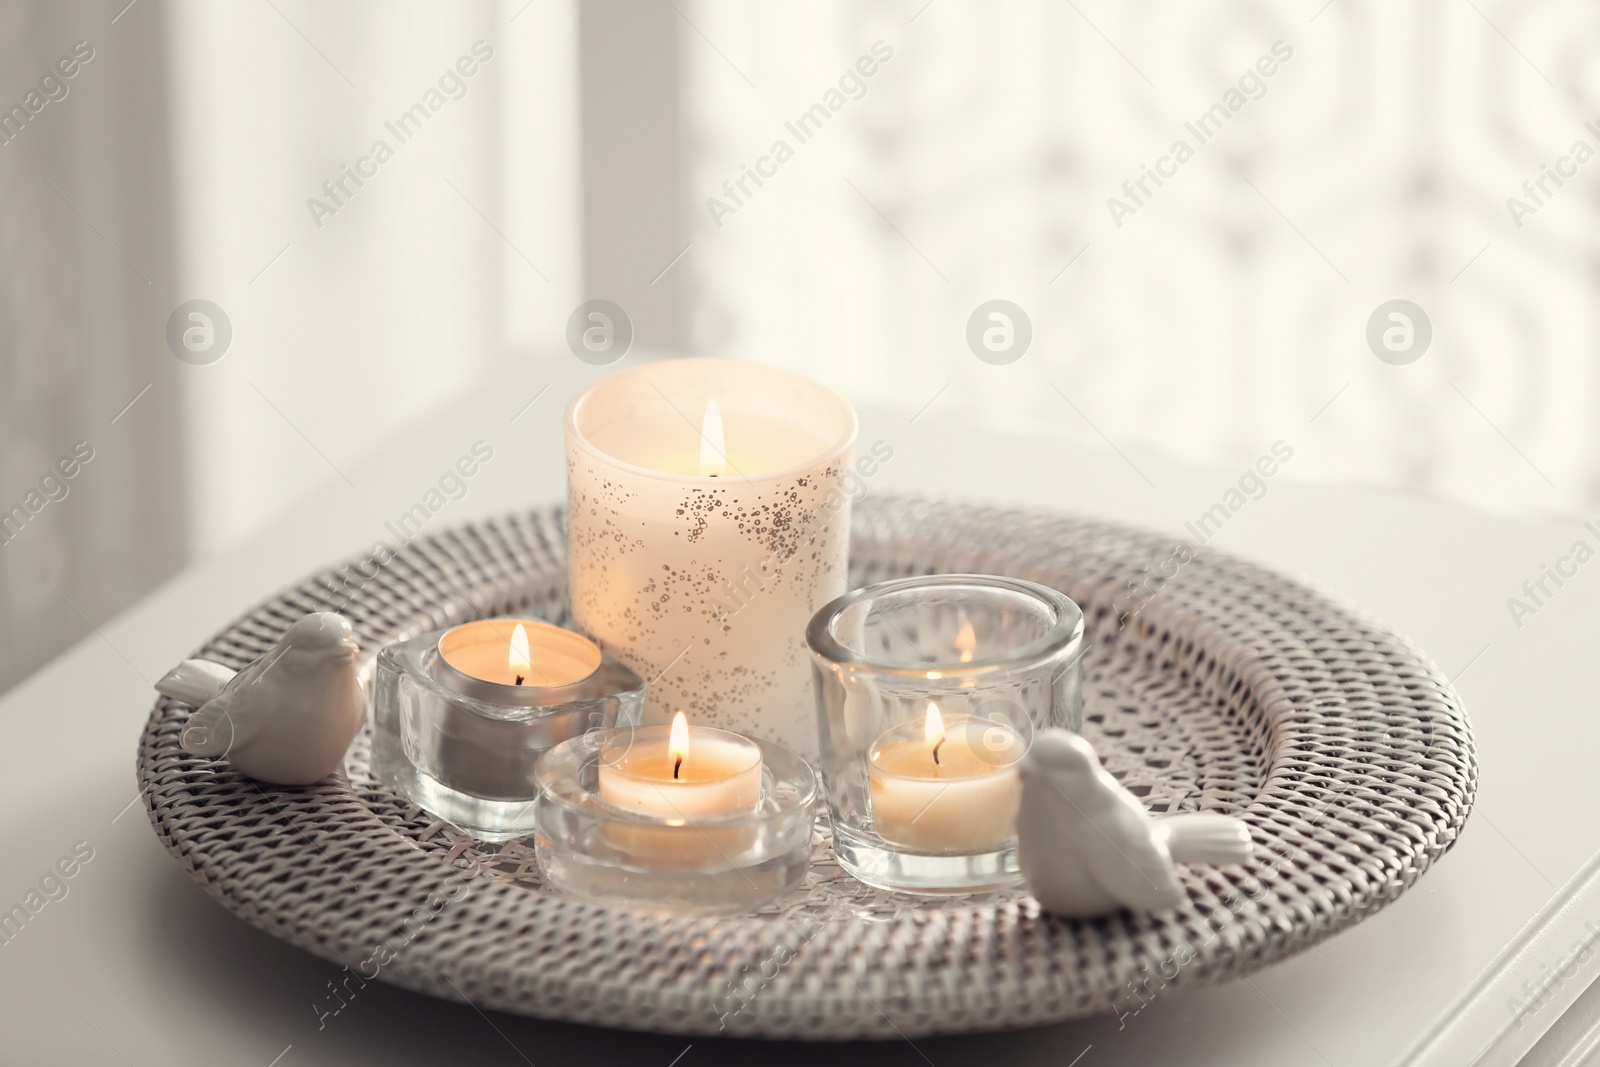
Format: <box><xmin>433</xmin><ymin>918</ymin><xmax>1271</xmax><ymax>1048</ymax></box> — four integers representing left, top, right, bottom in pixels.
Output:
<box><xmin>154</xmin><ymin>612</ymin><xmax>365</xmax><ymax>786</ymax></box>
<box><xmin>1016</xmin><ymin>729</ymin><xmax>1253</xmax><ymax>918</ymax></box>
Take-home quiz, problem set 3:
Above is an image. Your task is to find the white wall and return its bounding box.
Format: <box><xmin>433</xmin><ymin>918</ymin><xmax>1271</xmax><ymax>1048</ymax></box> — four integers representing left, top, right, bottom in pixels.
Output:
<box><xmin>0</xmin><ymin>0</ymin><xmax>582</xmax><ymax>693</ymax></box>
<box><xmin>0</xmin><ymin>0</ymin><xmax>188</xmax><ymax>692</ymax></box>
<box><xmin>686</xmin><ymin>0</ymin><xmax>1600</xmax><ymax>521</ymax></box>
<box><xmin>166</xmin><ymin>0</ymin><xmax>582</xmax><ymax>556</ymax></box>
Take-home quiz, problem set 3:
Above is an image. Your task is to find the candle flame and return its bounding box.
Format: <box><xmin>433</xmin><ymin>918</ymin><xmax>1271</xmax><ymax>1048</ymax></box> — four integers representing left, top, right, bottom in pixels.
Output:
<box><xmin>699</xmin><ymin>399</ymin><xmax>726</xmax><ymax>477</ymax></box>
<box><xmin>955</xmin><ymin>618</ymin><xmax>976</xmax><ymax>662</ymax></box>
<box><xmin>924</xmin><ymin>701</ymin><xmax>946</xmax><ymax>767</ymax></box>
<box><xmin>669</xmin><ymin>710</ymin><xmax>689</xmax><ymax>779</ymax></box>
<box><xmin>509</xmin><ymin>623</ymin><xmax>530</xmax><ymax>685</ymax></box>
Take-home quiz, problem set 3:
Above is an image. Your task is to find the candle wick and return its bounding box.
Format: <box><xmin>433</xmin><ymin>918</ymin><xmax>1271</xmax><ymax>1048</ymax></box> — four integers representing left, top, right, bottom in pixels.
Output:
<box><xmin>673</xmin><ymin>755</ymin><xmax>683</xmax><ymax>780</ymax></box>
<box><xmin>514</xmin><ymin>674</ymin><xmax>524</xmax><ymax>686</ymax></box>
<box><xmin>931</xmin><ymin>738</ymin><xmax>944</xmax><ymax>767</ymax></box>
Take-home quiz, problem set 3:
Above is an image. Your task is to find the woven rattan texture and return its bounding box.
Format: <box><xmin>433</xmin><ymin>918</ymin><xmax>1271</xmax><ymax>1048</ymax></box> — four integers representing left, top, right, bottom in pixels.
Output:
<box><xmin>136</xmin><ymin>498</ymin><xmax>1476</xmax><ymax>1038</ymax></box>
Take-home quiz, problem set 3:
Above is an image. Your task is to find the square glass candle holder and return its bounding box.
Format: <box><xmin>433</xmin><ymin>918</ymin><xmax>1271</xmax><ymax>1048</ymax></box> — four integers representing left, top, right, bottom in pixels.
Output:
<box><xmin>371</xmin><ymin>620</ymin><xmax>646</xmax><ymax>841</ymax></box>
<box><xmin>806</xmin><ymin>574</ymin><xmax>1085</xmax><ymax>895</ymax></box>
<box><xmin>532</xmin><ymin>727</ymin><xmax>818</xmax><ymax>914</ymax></box>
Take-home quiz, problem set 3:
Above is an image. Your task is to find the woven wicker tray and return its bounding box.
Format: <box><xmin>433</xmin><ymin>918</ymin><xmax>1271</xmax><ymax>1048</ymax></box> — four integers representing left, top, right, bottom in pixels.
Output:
<box><xmin>136</xmin><ymin>497</ymin><xmax>1476</xmax><ymax>1039</ymax></box>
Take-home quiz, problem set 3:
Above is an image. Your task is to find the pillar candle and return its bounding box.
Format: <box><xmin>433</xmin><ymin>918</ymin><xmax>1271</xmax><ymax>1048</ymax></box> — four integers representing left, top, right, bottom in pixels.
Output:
<box><xmin>565</xmin><ymin>358</ymin><xmax>856</xmax><ymax>756</ymax></box>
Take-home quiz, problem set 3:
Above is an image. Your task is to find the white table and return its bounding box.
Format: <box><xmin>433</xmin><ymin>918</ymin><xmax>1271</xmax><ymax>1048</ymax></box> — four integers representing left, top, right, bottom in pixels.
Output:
<box><xmin>3</xmin><ymin>355</ymin><xmax>1595</xmax><ymax>1066</ymax></box>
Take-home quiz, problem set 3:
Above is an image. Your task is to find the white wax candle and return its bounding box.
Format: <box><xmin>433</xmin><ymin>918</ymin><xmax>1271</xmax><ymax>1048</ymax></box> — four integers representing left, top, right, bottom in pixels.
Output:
<box><xmin>437</xmin><ymin>619</ymin><xmax>599</xmax><ymax>688</ymax></box>
<box><xmin>598</xmin><ymin>716</ymin><xmax>762</xmax><ymax>818</ymax></box>
<box><xmin>597</xmin><ymin>716</ymin><xmax>763</xmax><ymax>861</ymax></box>
<box><xmin>566</xmin><ymin>358</ymin><xmax>857</xmax><ymax>756</ymax></box>
<box><xmin>868</xmin><ymin>705</ymin><xmax>1021</xmax><ymax>852</ymax></box>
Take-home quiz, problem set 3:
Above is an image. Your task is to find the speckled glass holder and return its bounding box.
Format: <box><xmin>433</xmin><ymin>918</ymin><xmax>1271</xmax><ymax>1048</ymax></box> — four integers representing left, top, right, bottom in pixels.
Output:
<box><xmin>806</xmin><ymin>574</ymin><xmax>1085</xmax><ymax>895</ymax></box>
<box><xmin>532</xmin><ymin>730</ymin><xmax>818</xmax><ymax>914</ymax></box>
<box><xmin>565</xmin><ymin>358</ymin><xmax>858</xmax><ymax>759</ymax></box>
<box><xmin>371</xmin><ymin>626</ymin><xmax>646</xmax><ymax>841</ymax></box>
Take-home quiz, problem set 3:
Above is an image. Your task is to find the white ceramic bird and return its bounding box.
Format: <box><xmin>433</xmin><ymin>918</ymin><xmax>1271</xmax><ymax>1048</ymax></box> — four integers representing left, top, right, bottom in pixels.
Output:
<box><xmin>1016</xmin><ymin>729</ymin><xmax>1253</xmax><ymax>918</ymax></box>
<box><xmin>154</xmin><ymin>612</ymin><xmax>365</xmax><ymax>786</ymax></box>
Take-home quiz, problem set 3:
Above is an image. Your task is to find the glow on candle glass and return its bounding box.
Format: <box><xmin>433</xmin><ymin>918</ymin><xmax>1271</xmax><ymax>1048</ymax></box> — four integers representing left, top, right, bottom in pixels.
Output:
<box><xmin>509</xmin><ymin>623</ymin><xmax>531</xmax><ymax>685</ymax></box>
<box><xmin>926</xmin><ymin>620</ymin><xmax>977</xmax><ymax>682</ymax></box>
<box><xmin>954</xmin><ymin>617</ymin><xmax>978</xmax><ymax>688</ymax></box>
<box><xmin>699</xmin><ymin>399</ymin><xmax>727</xmax><ymax>477</ymax></box>
<box><xmin>955</xmin><ymin>618</ymin><xmax>976</xmax><ymax>662</ymax></box>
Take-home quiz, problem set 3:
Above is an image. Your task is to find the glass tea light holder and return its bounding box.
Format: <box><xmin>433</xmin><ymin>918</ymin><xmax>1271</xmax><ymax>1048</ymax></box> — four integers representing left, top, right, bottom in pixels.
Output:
<box><xmin>565</xmin><ymin>357</ymin><xmax>858</xmax><ymax>759</ymax></box>
<box><xmin>371</xmin><ymin>618</ymin><xmax>646</xmax><ymax>841</ymax></box>
<box><xmin>806</xmin><ymin>574</ymin><xmax>1085</xmax><ymax>894</ymax></box>
<box><xmin>532</xmin><ymin>713</ymin><xmax>818</xmax><ymax>913</ymax></box>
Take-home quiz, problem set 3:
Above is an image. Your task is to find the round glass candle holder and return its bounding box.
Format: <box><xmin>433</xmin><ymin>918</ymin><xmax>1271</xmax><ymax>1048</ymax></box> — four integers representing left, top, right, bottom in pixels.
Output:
<box><xmin>371</xmin><ymin>621</ymin><xmax>646</xmax><ymax>841</ymax></box>
<box><xmin>806</xmin><ymin>574</ymin><xmax>1085</xmax><ymax>895</ymax></box>
<box><xmin>533</xmin><ymin>728</ymin><xmax>818</xmax><ymax>914</ymax></box>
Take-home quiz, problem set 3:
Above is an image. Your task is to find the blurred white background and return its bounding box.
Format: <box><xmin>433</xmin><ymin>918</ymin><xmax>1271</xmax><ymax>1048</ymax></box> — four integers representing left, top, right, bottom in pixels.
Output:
<box><xmin>688</xmin><ymin>1</ymin><xmax>1600</xmax><ymax>516</ymax></box>
<box><xmin>2</xmin><ymin>0</ymin><xmax>1596</xmax><ymax>692</ymax></box>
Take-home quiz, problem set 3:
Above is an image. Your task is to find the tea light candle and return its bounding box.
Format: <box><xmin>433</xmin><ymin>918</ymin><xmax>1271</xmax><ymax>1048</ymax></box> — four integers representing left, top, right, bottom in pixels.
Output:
<box><xmin>371</xmin><ymin>617</ymin><xmax>644</xmax><ymax>842</ymax></box>
<box><xmin>869</xmin><ymin>702</ymin><xmax>1022</xmax><ymax>851</ymax></box>
<box><xmin>566</xmin><ymin>358</ymin><xmax>858</xmax><ymax>757</ymax></box>
<box><xmin>599</xmin><ymin>712</ymin><xmax>762</xmax><ymax>819</ymax></box>
<box><xmin>532</xmin><ymin>725</ymin><xmax>816</xmax><ymax>909</ymax></box>
<box><xmin>436</xmin><ymin>618</ymin><xmax>602</xmax><ymax>705</ymax></box>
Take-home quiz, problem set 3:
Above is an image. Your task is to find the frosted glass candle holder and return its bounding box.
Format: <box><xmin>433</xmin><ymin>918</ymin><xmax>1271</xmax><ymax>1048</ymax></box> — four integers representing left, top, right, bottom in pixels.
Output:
<box><xmin>806</xmin><ymin>574</ymin><xmax>1085</xmax><ymax>895</ymax></box>
<box><xmin>565</xmin><ymin>357</ymin><xmax>858</xmax><ymax>758</ymax></box>
<box><xmin>371</xmin><ymin>623</ymin><xmax>646</xmax><ymax>841</ymax></box>
<box><xmin>533</xmin><ymin>729</ymin><xmax>818</xmax><ymax>914</ymax></box>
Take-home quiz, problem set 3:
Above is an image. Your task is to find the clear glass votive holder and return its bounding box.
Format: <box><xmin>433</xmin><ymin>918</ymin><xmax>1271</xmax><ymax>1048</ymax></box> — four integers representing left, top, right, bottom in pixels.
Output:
<box><xmin>532</xmin><ymin>729</ymin><xmax>818</xmax><ymax>914</ymax></box>
<box><xmin>371</xmin><ymin>623</ymin><xmax>646</xmax><ymax>841</ymax></box>
<box><xmin>806</xmin><ymin>574</ymin><xmax>1085</xmax><ymax>895</ymax></box>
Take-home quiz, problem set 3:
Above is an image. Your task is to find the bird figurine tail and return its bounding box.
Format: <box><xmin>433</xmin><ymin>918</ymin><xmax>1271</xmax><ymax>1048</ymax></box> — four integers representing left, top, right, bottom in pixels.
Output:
<box><xmin>155</xmin><ymin>659</ymin><xmax>238</xmax><ymax>707</ymax></box>
<box><xmin>157</xmin><ymin>659</ymin><xmax>242</xmax><ymax>759</ymax></box>
<box><xmin>1160</xmin><ymin>812</ymin><xmax>1253</xmax><ymax>866</ymax></box>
